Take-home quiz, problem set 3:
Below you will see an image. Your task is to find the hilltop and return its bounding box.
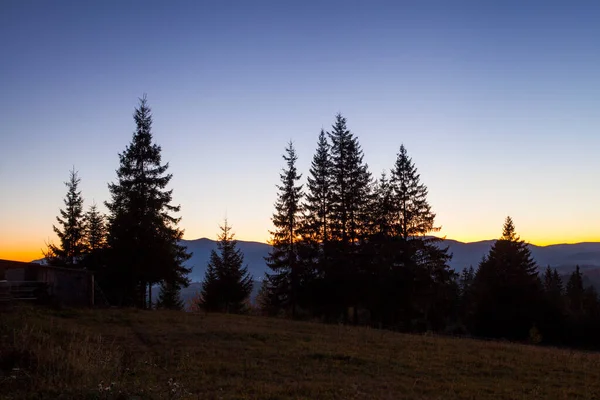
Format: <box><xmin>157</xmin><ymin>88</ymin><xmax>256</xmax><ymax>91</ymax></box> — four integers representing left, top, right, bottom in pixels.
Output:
<box><xmin>2</xmin><ymin>306</ymin><xmax>600</xmax><ymax>399</ymax></box>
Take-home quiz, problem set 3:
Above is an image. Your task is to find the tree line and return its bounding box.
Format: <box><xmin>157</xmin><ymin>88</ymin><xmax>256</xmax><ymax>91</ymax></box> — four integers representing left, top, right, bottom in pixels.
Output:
<box><xmin>45</xmin><ymin>96</ymin><xmax>191</xmax><ymax>309</ymax></box>
<box><xmin>262</xmin><ymin>114</ymin><xmax>454</xmax><ymax>330</ymax></box>
<box><xmin>46</xmin><ymin>96</ymin><xmax>253</xmax><ymax>312</ymax></box>
<box><xmin>45</xmin><ymin>98</ymin><xmax>600</xmax><ymax>349</ymax></box>
<box><xmin>261</xmin><ymin>113</ymin><xmax>600</xmax><ymax>348</ymax></box>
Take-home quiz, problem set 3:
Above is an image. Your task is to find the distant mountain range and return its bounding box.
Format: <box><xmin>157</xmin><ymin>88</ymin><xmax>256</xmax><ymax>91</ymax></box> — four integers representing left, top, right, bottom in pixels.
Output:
<box><xmin>177</xmin><ymin>237</ymin><xmax>600</xmax><ymax>307</ymax></box>
<box><xmin>181</xmin><ymin>237</ymin><xmax>600</xmax><ymax>283</ymax></box>
<box><xmin>182</xmin><ymin>238</ymin><xmax>272</xmax><ymax>282</ymax></box>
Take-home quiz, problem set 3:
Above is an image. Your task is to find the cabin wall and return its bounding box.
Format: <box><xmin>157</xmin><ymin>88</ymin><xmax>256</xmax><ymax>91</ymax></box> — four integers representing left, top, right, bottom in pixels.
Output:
<box><xmin>0</xmin><ymin>260</ymin><xmax>94</xmax><ymax>307</ymax></box>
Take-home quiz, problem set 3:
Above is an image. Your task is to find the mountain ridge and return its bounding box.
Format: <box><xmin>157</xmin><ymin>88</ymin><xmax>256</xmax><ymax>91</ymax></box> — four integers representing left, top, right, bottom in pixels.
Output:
<box><xmin>184</xmin><ymin>236</ymin><xmax>600</xmax><ymax>247</ymax></box>
<box><xmin>181</xmin><ymin>237</ymin><xmax>600</xmax><ymax>283</ymax></box>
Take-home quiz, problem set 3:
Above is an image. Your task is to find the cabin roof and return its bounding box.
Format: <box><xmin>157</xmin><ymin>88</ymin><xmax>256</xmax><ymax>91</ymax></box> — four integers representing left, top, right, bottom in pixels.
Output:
<box><xmin>0</xmin><ymin>259</ymin><xmax>93</xmax><ymax>275</ymax></box>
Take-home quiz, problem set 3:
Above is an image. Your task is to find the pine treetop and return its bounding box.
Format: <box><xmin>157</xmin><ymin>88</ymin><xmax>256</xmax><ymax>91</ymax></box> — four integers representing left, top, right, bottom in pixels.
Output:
<box><xmin>501</xmin><ymin>216</ymin><xmax>518</xmax><ymax>242</ymax></box>
<box><xmin>201</xmin><ymin>219</ymin><xmax>253</xmax><ymax>313</ymax></box>
<box><xmin>302</xmin><ymin>129</ymin><xmax>333</xmax><ymax>244</ymax></box>
<box><xmin>84</xmin><ymin>202</ymin><xmax>107</xmax><ymax>252</ymax></box>
<box><xmin>327</xmin><ymin>113</ymin><xmax>372</xmax><ymax>244</ymax></box>
<box><xmin>48</xmin><ymin>167</ymin><xmax>86</xmax><ymax>266</ymax></box>
<box><xmin>391</xmin><ymin>144</ymin><xmax>439</xmax><ymax>240</ymax></box>
<box><xmin>478</xmin><ymin>217</ymin><xmax>538</xmax><ymax>282</ymax></box>
<box><xmin>270</xmin><ymin>141</ymin><xmax>304</xmax><ymax>247</ymax></box>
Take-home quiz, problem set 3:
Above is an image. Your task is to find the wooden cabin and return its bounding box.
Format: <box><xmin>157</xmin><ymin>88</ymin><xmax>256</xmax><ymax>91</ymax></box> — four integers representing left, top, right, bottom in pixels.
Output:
<box><xmin>0</xmin><ymin>259</ymin><xmax>94</xmax><ymax>308</ymax></box>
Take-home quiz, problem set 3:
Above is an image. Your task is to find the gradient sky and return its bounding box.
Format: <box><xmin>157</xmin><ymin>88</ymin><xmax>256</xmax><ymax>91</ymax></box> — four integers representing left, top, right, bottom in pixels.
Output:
<box><xmin>2</xmin><ymin>1</ymin><xmax>600</xmax><ymax>261</ymax></box>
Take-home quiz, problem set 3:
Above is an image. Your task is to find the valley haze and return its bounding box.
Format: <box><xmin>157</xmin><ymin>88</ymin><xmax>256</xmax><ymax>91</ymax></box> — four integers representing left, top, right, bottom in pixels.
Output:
<box><xmin>180</xmin><ymin>237</ymin><xmax>600</xmax><ymax>282</ymax></box>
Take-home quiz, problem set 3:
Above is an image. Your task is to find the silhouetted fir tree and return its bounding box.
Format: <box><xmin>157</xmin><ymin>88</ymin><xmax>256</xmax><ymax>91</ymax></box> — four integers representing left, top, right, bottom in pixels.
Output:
<box><xmin>297</xmin><ymin>130</ymin><xmax>333</xmax><ymax>317</ymax></box>
<box><xmin>46</xmin><ymin>168</ymin><xmax>86</xmax><ymax>267</ymax></box>
<box><xmin>561</xmin><ymin>266</ymin><xmax>600</xmax><ymax>347</ymax></box>
<box><xmin>328</xmin><ymin>114</ymin><xmax>372</xmax><ymax>245</ymax></box>
<box><xmin>459</xmin><ymin>266</ymin><xmax>476</xmax><ymax>297</ymax></box>
<box><xmin>539</xmin><ymin>266</ymin><xmax>566</xmax><ymax>344</ymax></box>
<box><xmin>566</xmin><ymin>266</ymin><xmax>584</xmax><ymax>314</ymax></box>
<box><xmin>105</xmin><ymin>96</ymin><xmax>191</xmax><ymax>307</ymax></box>
<box><xmin>200</xmin><ymin>256</ymin><xmax>220</xmax><ymax>312</ymax></box>
<box><xmin>84</xmin><ymin>203</ymin><xmax>107</xmax><ymax>252</ymax></box>
<box><xmin>80</xmin><ymin>202</ymin><xmax>108</xmax><ymax>271</ymax></box>
<box><xmin>367</xmin><ymin>172</ymin><xmax>396</xmax><ymax>266</ymax></box>
<box><xmin>156</xmin><ymin>280</ymin><xmax>184</xmax><ymax>310</ymax></box>
<box><xmin>264</xmin><ymin>142</ymin><xmax>304</xmax><ymax>317</ymax></box>
<box><xmin>582</xmin><ymin>286</ymin><xmax>600</xmax><ymax>316</ymax></box>
<box><xmin>582</xmin><ymin>288</ymin><xmax>600</xmax><ymax>344</ymax></box>
<box><xmin>452</xmin><ymin>266</ymin><xmax>476</xmax><ymax>329</ymax></box>
<box><xmin>200</xmin><ymin>220</ymin><xmax>253</xmax><ymax>314</ymax></box>
<box><xmin>256</xmin><ymin>280</ymin><xmax>272</xmax><ymax>316</ymax></box>
<box><xmin>564</xmin><ymin>266</ymin><xmax>600</xmax><ymax>345</ymax></box>
<box><xmin>543</xmin><ymin>266</ymin><xmax>563</xmax><ymax>300</ymax></box>
<box><xmin>363</xmin><ymin>171</ymin><xmax>397</xmax><ymax>326</ymax></box>
<box><xmin>302</xmin><ymin>130</ymin><xmax>332</xmax><ymax>244</ymax></box>
<box><xmin>384</xmin><ymin>144</ymin><xmax>454</xmax><ymax>331</ymax></box>
<box><xmin>371</xmin><ymin>172</ymin><xmax>395</xmax><ymax>237</ymax></box>
<box><xmin>469</xmin><ymin>217</ymin><xmax>541</xmax><ymax>340</ymax></box>
<box><xmin>327</xmin><ymin>113</ymin><xmax>372</xmax><ymax>323</ymax></box>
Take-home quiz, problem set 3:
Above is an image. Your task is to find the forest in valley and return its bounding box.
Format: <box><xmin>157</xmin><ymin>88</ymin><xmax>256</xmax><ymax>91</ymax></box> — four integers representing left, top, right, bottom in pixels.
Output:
<box><xmin>44</xmin><ymin>96</ymin><xmax>600</xmax><ymax>350</ymax></box>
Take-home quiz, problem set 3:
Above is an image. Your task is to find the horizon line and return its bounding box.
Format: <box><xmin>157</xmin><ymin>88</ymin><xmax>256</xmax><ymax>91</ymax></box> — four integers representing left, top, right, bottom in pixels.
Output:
<box><xmin>182</xmin><ymin>236</ymin><xmax>600</xmax><ymax>247</ymax></box>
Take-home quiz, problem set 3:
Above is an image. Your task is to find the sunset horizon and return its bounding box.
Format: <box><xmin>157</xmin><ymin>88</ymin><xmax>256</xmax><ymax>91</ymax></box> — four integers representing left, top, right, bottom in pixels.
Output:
<box><xmin>4</xmin><ymin>232</ymin><xmax>600</xmax><ymax>263</ymax></box>
<box><xmin>2</xmin><ymin>2</ymin><xmax>600</xmax><ymax>265</ymax></box>
<box><xmin>4</xmin><ymin>3</ymin><xmax>600</xmax><ymax>396</ymax></box>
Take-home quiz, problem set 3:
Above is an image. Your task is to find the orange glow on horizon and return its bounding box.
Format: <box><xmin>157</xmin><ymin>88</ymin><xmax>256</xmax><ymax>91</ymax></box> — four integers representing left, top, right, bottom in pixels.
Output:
<box><xmin>3</xmin><ymin>232</ymin><xmax>600</xmax><ymax>264</ymax></box>
<box><xmin>0</xmin><ymin>248</ymin><xmax>45</xmax><ymax>263</ymax></box>
<box><xmin>447</xmin><ymin>233</ymin><xmax>600</xmax><ymax>246</ymax></box>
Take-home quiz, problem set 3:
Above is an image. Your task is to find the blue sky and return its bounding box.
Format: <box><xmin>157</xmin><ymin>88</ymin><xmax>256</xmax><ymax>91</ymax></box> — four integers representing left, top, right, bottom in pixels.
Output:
<box><xmin>2</xmin><ymin>1</ymin><xmax>600</xmax><ymax>260</ymax></box>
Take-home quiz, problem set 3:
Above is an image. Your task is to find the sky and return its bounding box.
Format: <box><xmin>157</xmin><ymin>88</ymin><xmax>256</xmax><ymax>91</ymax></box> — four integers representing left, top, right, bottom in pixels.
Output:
<box><xmin>1</xmin><ymin>1</ymin><xmax>600</xmax><ymax>262</ymax></box>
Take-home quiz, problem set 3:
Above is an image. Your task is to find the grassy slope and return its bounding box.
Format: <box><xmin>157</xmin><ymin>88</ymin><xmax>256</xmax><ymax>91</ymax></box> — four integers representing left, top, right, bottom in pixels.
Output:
<box><xmin>1</xmin><ymin>307</ymin><xmax>600</xmax><ymax>399</ymax></box>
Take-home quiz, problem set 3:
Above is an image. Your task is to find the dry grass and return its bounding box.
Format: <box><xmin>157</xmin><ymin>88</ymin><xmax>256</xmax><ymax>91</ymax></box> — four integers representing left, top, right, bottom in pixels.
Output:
<box><xmin>2</xmin><ymin>306</ymin><xmax>600</xmax><ymax>399</ymax></box>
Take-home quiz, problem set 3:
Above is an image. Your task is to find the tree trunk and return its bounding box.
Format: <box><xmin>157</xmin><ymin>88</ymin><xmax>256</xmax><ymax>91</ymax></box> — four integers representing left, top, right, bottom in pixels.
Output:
<box><xmin>140</xmin><ymin>280</ymin><xmax>147</xmax><ymax>309</ymax></box>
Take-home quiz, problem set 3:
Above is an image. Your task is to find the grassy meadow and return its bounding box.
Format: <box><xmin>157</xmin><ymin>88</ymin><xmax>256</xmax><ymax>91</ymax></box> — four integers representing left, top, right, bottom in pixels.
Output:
<box><xmin>1</xmin><ymin>306</ymin><xmax>600</xmax><ymax>399</ymax></box>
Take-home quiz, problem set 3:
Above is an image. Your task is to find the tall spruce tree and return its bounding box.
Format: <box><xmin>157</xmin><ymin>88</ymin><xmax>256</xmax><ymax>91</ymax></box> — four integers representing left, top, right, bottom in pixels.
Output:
<box><xmin>382</xmin><ymin>145</ymin><xmax>454</xmax><ymax>330</ymax></box>
<box><xmin>327</xmin><ymin>113</ymin><xmax>372</xmax><ymax>322</ymax></box>
<box><xmin>302</xmin><ymin>130</ymin><xmax>332</xmax><ymax>244</ymax></box>
<box><xmin>470</xmin><ymin>217</ymin><xmax>541</xmax><ymax>339</ymax></box>
<box><xmin>363</xmin><ymin>171</ymin><xmax>399</xmax><ymax>327</ymax></box>
<box><xmin>46</xmin><ymin>168</ymin><xmax>86</xmax><ymax>266</ymax></box>
<box><xmin>200</xmin><ymin>220</ymin><xmax>253</xmax><ymax>314</ymax></box>
<box><xmin>328</xmin><ymin>114</ymin><xmax>372</xmax><ymax>245</ymax></box>
<box><xmin>264</xmin><ymin>141</ymin><xmax>304</xmax><ymax>317</ymax></box>
<box><xmin>105</xmin><ymin>96</ymin><xmax>191</xmax><ymax>307</ymax></box>
<box><xmin>297</xmin><ymin>130</ymin><xmax>333</xmax><ymax>317</ymax></box>
<box><xmin>391</xmin><ymin>145</ymin><xmax>439</xmax><ymax>240</ymax></box>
